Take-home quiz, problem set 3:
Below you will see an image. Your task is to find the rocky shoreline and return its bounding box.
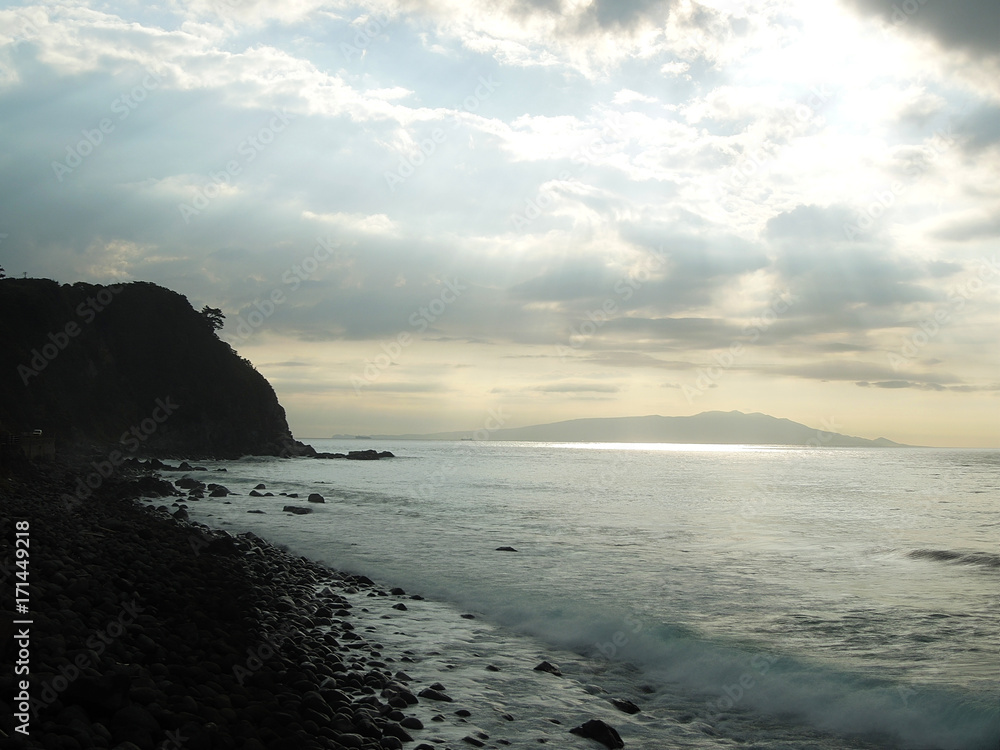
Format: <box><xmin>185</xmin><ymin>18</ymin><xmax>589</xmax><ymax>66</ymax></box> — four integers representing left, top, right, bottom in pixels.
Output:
<box><xmin>0</xmin><ymin>456</ymin><xmax>627</xmax><ymax>750</ymax></box>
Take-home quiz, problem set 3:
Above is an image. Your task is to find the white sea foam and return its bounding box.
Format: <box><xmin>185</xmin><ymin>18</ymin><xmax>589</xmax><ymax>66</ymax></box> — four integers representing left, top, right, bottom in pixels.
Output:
<box><xmin>173</xmin><ymin>442</ymin><xmax>1000</xmax><ymax>749</ymax></box>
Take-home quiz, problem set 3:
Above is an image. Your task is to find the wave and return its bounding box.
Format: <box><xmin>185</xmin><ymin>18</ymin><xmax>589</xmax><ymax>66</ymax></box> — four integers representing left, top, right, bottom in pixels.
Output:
<box><xmin>364</xmin><ymin>580</ymin><xmax>1000</xmax><ymax>750</ymax></box>
<box><xmin>908</xmin><ymin>549</ymin><xmax>1000</xmax><ymax>570</ymax></box>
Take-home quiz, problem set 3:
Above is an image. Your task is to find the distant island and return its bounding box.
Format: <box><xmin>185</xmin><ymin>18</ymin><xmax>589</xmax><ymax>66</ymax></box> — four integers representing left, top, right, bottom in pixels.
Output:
<box><xmin>369</xmin><ymin>411</ymin><xmax>910</xmax><ymax>447</ymax></box>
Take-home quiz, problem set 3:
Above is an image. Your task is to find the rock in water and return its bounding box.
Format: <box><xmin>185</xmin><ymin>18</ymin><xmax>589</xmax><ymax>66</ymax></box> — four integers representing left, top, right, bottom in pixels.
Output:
<box><xmin>569</xmin><ymin>719</ymin><xmax>624</xmax><ymax>749</ymax></box>
<box><xmin>308</xmin><ymin>493</ymin><xmax>325</xmax><ymax>503</ymax></box>
<box><xmin>417</xmin><ymin>688</ymin><xmax>453</xmax><ymax>702</ymax></box>
<box><xmin>611</xmin><ymin>698</ymin><xmax>640</xmax><ymax>714</ymax></box>
<box><xmin>282</xmin><ymin>505</ymin><xmax>312</xmax><ymax>515</ymax></box>
<box><xmin>495</xmin><ymin>546</ymin><xmax>518</xmax><ymax>552</ymax></box>
<box><xmin>533</xmin><ymin>661</ymin><xmax>562</xmax><ymax>676</ymax></box>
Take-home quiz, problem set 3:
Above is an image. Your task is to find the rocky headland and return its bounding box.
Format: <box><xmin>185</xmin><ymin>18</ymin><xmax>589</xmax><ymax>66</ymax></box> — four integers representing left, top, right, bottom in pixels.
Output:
<box><xmin>0</xmin><ymin>279</ymin><xmax>312</xmax><ymax>459</ymax></box>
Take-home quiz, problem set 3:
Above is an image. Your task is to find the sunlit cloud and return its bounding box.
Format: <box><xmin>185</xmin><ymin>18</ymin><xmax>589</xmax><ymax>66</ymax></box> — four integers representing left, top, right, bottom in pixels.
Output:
<box><xmin>1</xmin><ymin>0</ymin><xmax>997</xmax><ymax>445</ymax></box>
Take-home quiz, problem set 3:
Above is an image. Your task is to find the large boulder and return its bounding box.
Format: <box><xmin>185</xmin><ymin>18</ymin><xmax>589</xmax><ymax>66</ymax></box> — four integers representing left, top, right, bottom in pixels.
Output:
<box><xmin>121</xmin><ymin>476</ymin><xmax>176</xmax><ymax>498</ymax></box>
<box><xmin>534</xmin><ymin>661</ymin><xmax>562</xmax><ymax>676</ymax></box>
<box><xmin>569</xmin><ymin>719</ymin><xmax>624</xmax><ymax>749</ymax></box>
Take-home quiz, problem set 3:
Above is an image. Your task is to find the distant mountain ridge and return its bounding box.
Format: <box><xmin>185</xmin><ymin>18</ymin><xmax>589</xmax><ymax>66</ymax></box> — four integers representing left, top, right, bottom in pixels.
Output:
<box><xmin>374</xmin><ymin>411</ymin><xmax>909</xmax><ymax>447</ymax></box>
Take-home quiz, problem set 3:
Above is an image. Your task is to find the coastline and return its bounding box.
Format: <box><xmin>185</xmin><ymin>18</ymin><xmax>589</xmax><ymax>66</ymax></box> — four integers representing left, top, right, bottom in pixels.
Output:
<box><xmin>0</xmin><ymin>458</ymin><xmax>632</xmax><ymax>750</ymax></box>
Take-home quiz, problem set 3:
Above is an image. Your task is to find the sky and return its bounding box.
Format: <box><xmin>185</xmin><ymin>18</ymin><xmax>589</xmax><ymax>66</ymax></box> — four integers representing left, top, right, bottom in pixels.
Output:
<box><xmin>0</xmin><ymin>0</ymin><xmax>998</xmax><ymax>447</ymax></box>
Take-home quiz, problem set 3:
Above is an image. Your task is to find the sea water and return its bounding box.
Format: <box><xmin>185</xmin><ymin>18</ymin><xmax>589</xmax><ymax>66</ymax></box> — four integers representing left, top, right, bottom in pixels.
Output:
<box><xmin>177</xmin><ymin>442</ymin><xmax>999</xmax><ymax>749</ymax></box>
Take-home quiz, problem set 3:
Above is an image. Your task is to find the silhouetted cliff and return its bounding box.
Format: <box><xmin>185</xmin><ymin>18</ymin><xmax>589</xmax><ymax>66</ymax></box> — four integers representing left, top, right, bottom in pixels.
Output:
<box><xmin>0</xmin><ymin>278</ymin><xmax>313</xmax><ymax>458</ymax></box>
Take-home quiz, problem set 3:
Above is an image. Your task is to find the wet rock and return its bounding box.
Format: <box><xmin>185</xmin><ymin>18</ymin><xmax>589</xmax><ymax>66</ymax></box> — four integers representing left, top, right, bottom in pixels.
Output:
<box><xmin>462</xmin><ymin>737</ymin><xmax>485</xmax><ymax>747</ymax></box>
<box><xmin>460</xmin><ymin>614</ymin><xmax>476</xmax><ymax>620</ymax></box>
<box><xmin>308</xmin><ymin>493</ymin><xmax>325</xmax><ymax>503</ymax></box>
<box><xmin>282</xmin><ymin>506</ymin><xmax>312</xmax><ymax>515</ymax></box>
<box><xmin>400</xmin><ymin>717</ymin><xmax>423</xmax><ymax>730</ymax></box>
<box><xmin>247</xmin><ymin>509</ymin><xmax>266</xmax><ymax>514</ymax></box>
<box><xmin>569</xmin><ymin>719</ymin><xmax>624</xmax><ymax>749</ymax></box>
<box><xmin>611</xmin><ymin>698</ymin><xmax>640</xmax><ymax>715</ymax></box>
<box><xmin>254</xmin><ymin>483</ymin><xmax>266</xmax><ymax>489</ymax></box>
<box><xmin>381</xmin><ymin>723</ymin><xmax>413</xmax><ymax>743</ymax></box>
<box><xmin>336</xmin><ymin>733</ymin><xmax>367</xmax><ymax>748</ymax></box>
<box><xmin>417</xmin><ymin>688</ymin><xmax>453</xmax><ymax>702</ymax></box>
<box><xmin>534</xmin><ymin>661</ymin><xmax>562</xmax><ymax>676</ymax></box>
<box><xmin>495</xmin><ymin>546</ymin><xmax>518</xmax><ymax>552</ymax></box>
<box><xmin>347</xmin><ymin>449</ymin><xmax>381</xmax><ymax>460</ymax></box>
<box><xmin>249</xmin><ymin>490</ymin><xmax>263</xmax><ymax>497</ymax></box>
<box><xmin>454</xmin><ymin>709</ymin><xmax>471</xmax><ymax>717</ymax></box>
<box><xmin>124</xmin><ymin>476</ymin><xmax>177</xmax><ymax>497</ymax></box>
<box><xmin>390</xmin><ymin>587</ymin><xmax>406</xmax><ymax>595</ymax></box>
<box><xmin>392</xmin><ymin>603</ymin><xmax>408</xmax><ymax>611</ymax></box>
<box><xmin>486</xmin><ymin>665</ymin><xmax>501</xmax><ymax>672</ymax></box>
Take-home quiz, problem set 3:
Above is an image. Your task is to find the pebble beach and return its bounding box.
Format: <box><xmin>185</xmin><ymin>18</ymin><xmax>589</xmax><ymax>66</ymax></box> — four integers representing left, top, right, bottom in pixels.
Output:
<box><xmin>0</xmin><ymin>456</ymin><xmax>630</xmax><ymax>750</ymax></box>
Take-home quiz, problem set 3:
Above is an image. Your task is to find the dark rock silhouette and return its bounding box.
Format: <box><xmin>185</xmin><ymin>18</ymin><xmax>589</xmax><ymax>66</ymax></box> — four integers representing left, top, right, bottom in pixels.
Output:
<box><xmin>569</xmin><ymin>719</ymin><xmax>625</xmax><ymax>748</ymax></box>
<box><xmin>0</xmin><ymin>278</ymin><xmax>314</xmax><ymax>458</ymax></box>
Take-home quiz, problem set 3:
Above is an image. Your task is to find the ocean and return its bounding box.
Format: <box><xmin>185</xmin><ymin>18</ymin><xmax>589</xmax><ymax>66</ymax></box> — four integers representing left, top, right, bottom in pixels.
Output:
<box><xmin>177</xmin><ymin>441</ymin><xmax>999</xmax><ymax>749</ymax></box>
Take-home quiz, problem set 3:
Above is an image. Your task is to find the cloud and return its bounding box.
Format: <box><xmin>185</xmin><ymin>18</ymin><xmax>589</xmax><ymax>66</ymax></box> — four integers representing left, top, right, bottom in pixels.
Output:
<box><xmin>2</xmin><ymin>0</ymin><xmax>998</xmax><ymax>444</ymax></box>
<box><xmin>840</xmin><ymin>0</ymin><xmax>1000</xmax><ymax>63</ymax></box>
<box><xmin>766</xmin><ymin>205</ymin><xmax>940</xmax><ymax>314</ymax></box>
<box><xmin>856</xmin><ymin>380</ymin><xmax>1000</xmax><ymax>392</ymax></box>
<box><xmin>534</xmin><ymin>381</ymin><xmax>621</xmax><ymax>393</ymax></box>
<box><xmin>931</xmin><ymin>211</ymin><xmax>1000</xmax><ymax>242</ymax></box>
<box><xmin>777</xmin><ymin>360</ymin><xmax>960</xmax><ymax>386</ymax></box>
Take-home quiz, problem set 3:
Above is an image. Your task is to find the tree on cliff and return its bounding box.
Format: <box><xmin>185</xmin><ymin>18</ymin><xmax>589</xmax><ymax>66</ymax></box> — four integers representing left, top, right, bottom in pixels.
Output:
<box><xmin>200</xmin><ymin>305</ymin><xmax>225</xmax><ymax>332</ymax></box>
<box><xmin>0</xmin><ymin>266</ymin><xmax>6</xmax><ymax>279</ymax></box>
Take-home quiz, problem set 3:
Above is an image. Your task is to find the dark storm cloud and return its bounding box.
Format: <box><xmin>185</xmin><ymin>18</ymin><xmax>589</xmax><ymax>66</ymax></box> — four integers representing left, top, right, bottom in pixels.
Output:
<box><xmin>841</xmin><ymin>0</ymin><xmax>1000</xmax><ymax>62</ymax></box>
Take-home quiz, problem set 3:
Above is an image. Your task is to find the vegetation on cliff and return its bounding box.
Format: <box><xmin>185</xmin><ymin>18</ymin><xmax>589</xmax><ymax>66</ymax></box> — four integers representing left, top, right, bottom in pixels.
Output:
<box><xmin>0</xmin><ymin>278</ymin><xmax>311</xmax><ymax>458</ymax></box>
